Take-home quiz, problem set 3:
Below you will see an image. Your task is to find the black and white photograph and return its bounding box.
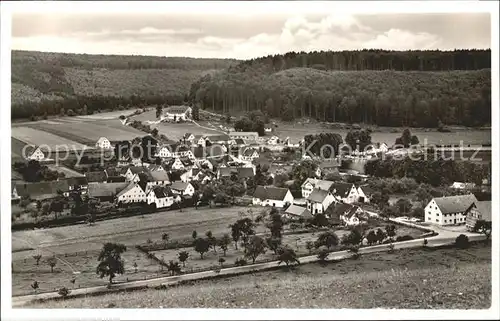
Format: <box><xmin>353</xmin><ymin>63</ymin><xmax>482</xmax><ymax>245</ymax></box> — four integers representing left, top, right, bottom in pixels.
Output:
<box><xmin>1</xmin><ymin>1</ymin><xmax>498</xmax><ymax>319</ymax></box>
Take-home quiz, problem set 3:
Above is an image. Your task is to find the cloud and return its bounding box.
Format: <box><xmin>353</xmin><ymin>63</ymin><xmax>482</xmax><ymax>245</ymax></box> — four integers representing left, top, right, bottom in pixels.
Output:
<box><xmin>363</xmin><ymin>29</ymin><xmax>441</xmax><ymax>50</ymax></box>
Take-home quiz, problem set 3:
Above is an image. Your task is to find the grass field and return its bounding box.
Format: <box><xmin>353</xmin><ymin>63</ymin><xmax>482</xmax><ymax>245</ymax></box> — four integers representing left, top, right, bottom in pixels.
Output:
<box><xmin>274</xmin><ymin>122</ymin><xmax>491</xmax><ymax>145</ymax></box>
<box><xmin>11</xmin><ymin>127</ymin><xmax>90</xmax><ymax>151</ymax></box>
<box><xmin>27</xmin><ymin>244</ymin><xmax>491</xmax><ymax>309</ymax></box>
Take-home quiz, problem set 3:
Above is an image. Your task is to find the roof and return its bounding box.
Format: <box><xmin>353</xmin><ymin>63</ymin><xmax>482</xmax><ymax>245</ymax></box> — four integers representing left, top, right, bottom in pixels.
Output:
<box><xmin>105</xmin><ymin>168</ymin><xmax>119</xmax><ymax>177</ymax></box>
<box><xmin>183</xmin><ymin>133</ymin><xmax>193</xmax><ymax>139</ymax></box>
<box><xmin>285</xmin><ymin>205</ymin><xmax>312</xmax><ymax>219</ymax></box>
<box><xmin>148</xmin><ymin>164</ymin><xmax>164</xmax><ymax>172</ymax></box>
<box><xmin>107</xmin><ymin>176</ymin><xmax>126</xmax><ymax>183</ymax></box>
<box><xmin>474</xmin><ymin>201</ymin><xmax>492</xmax><ymax>221</ymax></box>
<box><xmin>150</xmin><ymin>186</ymin><xmax>174</xmax><ymax>199</ymax></box>
<box><xmin>15</xmin><ymin>180</ymin><xmax>70</xmax><ymax>200</ymax></box>
<box><xmin>66</xmin><ymin>177</ymin><xmax>88</xmax><ymax>187</ymax></box>
<box><xmin>253</xmin><ymin>186</ymin><xmax>290</xmax><ymax>201</ymax></box>
<box><xmin>85</xmin><ymin>171</ymin><xmax>107</xmax><ymax>183</ymax></box>
<box><xmin>96</xmin><ymin>137</ymin><xmax>109</xmax><ymax>143</ymax></box>
<box><xmin>128</xmin><ymin>166</ymin><xmax>149</xmax><ymax>174</ymax></box>
<box><xmin>207</xmin><ymin>134</ymin><xmax>230</xmax><ymax>142</ymax></box>
<box><xmin>219</xmin><ymin>167</ymin><xmax>255</xmax><ymax>179</ymax></box>
<box><xmin>433</xmin><ymin>194</ymin><xmax>478</xmax><ymax>214</ymax></box>
<box><xmin>332</xmin><ymin>183</ymin><xmax>354</xmax><ymax>198</ymax></box>
<box><xmin>116</xmin><ymin>182</ymin><xmax>140</xmax><ymax>198</ymax></box>
<box><xmin>206</xmin><ymin>145</ymin><xmax>226</xmax><ymax>158</ymax></box>
<box><xmin>301</xmin><ymin>178</ymin><xmax>335</xmax><ymax>191</ymax></box>
<box><xmin>170</xmin><ymin>181</ymin><xmax>190</xmax><ymax>191</ymax></box>
<box><xmin>319</xmin><ymin>159</ymin><xmax>340</xmax><ymax>169</ymax></box>
<box><xmin>329</xmin><ymin>203</ymin><xmax>361</xmax><ymax>219</ymax></box>
<box><xmin>358</xmin><ymin>185</ymin><xmax>375</xmax><ymax>196</ymax></box>
<box><xmin>150</xmin><ymin>170</ymin><xmax>170</xmax><ymax>182</ymax></box>
<box><xmin>229</xmin><ymin>131</ymin><xmax>259</xmax><ymax>137</ymax></box>
<box><xmin>180</xmin><ymin>157</ymin><xmax>194</xmax><ymax>167</ymax></box>
<box><xmin>164</xmin><ymin>105</ymin><xmax>191</xmax><ymax>114</ymax></box>
<box><xmin>234</xmin><ymin>138</ymin><xmax>245</xmax><ymax>145</ymax></box>
<box><xmin>243</xmin><ymin>148</ymin><xmax>258</xmax><ymax>157</ymax></box>
<box><xmin>88</xmin><ymin>182</ymin><xmax>129</xmax><ymax>198</ymax></box>
<box><xmin>306</xmin><ymin>188</ymin><xmax>331</xmax><ymax>203</ymax></box>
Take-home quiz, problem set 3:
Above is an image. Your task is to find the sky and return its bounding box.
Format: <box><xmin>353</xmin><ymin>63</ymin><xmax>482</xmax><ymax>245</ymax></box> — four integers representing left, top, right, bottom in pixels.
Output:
<box><xmin>11</xmin><ymin>9</ymin><xmax>492</xmax><ymax>59</ymax></box>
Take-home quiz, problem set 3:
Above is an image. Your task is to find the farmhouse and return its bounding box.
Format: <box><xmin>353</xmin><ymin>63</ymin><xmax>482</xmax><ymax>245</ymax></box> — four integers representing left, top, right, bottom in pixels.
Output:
<box><xmin>170</xmin><ymin>181</ymin><xmax>195</xmax><ymax>197</ymax></box>
<box><xmin>252</xmin><ymin>186</ymin><xmax>294</xmax><ymax>208</ymax></box>
<box><xmin>162</xmin><ymin>105</ymin><xmax>192</xmax><ymax>122</ymax></box>
<box><xmin>424</xmin><ymin>194</ymin><xmax>478</xmax><ymax>226</ymax></box>
<box><xmin>116</xmin><ymin>182</ymin><xmax>147</xmax><ymax>204</ymax></box>
<box><xmin>331</xmin><ymin>183</ymin><xmax>359</xmax><ymax>204</ymax></box>
<box><xmin>137</xmin><ymin>171</ymin><xmax>170</xmax><ymax>193</ymax></box>
<box><xmin>239</xmin><ymin>148</ymin><xmax>260</xmax><ymax>162</ymax></box>
<box><xmin>95</xmin><ymin>137</ymin><xmax>111</xmax><ymax>149</ymax></box>
<box><xmin>301</xmin><ymin>178</ymin><xmax>334</xmax><ymax>199</ymax></box>
<box><xmin>465</xmin><ymin>201</ymin><xmax>492</xmax><ymax>231</ymax></box>
<box><xmin>283</xmin><ymin>204</ymin><xmax>312</xmax><ymax>220</ymax></box>
<box><xmin>229</xmin><ymin>131</ymin><xmax>259</xmax><ymax>141</ymax></box>
<box><xmin>306</xmin><ymin>188</ymin><xmax>336</xmax><ymax>215</ymax></box>
<box><xmin>330</xmin><ymin>203</ymin><xmax>364</xmax><ymax>226</ymax></box>
<box><xmin>88</xmin><ymin>182</ymin><xmax>129</xmax><ymax>202</ymax></box>
<box><xmin>25</xmin><ymin>146</ymin><xmax>46</xmax><ymax>161</ymax></box>
<box><xmin>146</xmin><ymin>186</ymin><xmax>180</xmax><ymax>209</ymax></box>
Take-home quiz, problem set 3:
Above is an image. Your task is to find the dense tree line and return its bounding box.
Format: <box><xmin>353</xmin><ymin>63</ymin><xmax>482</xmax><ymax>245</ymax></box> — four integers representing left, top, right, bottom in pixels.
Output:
<box><xmin>364</xmin><ymin>156</ymin><xmax>491</xmax><ymax>186</ymax></box>
<box><xmin>189</xmin><ymin>50</ymin><xmax>491</xmax><ymax>127</ymax></box>
<box><xmin>13</xmin><ymin>160</ymin><xmax>65</xmax><ymax>182</ymax></box>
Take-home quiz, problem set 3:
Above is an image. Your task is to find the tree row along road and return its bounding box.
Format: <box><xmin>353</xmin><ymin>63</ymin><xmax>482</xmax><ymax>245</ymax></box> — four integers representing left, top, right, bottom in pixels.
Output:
<box><xmin>11</xmin><ymin>228</ymin><xmax>485</xmax><ymax>307</ymax></box>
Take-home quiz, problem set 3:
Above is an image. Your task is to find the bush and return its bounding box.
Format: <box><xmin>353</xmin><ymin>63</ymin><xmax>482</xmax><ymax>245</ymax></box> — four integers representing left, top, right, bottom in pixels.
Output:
<box><xmin>455</xmin><ymin>234</ymin><xmax>469</xmax><ymax>249</ymax></box>
<box><xmin>395</xmin><ymin>235</ymin><xmax>414</xmax><ymax>242</ymax></box>
<box><xmin>234</xmin><ymin>258</ymin><xmax>247</xmax><ymax>266</ymax></box>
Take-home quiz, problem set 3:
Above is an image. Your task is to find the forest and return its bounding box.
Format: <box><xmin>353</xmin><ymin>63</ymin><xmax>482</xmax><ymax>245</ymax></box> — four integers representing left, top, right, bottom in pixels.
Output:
<box><xmin>11</xmin><ymin>50</ymin><xmax>237</xmax><ymax>119</ymax></box>
<box><xmin>189</xmin><ymin>49</ymin><xmax>491</xmax><ymax>127</ymax></box>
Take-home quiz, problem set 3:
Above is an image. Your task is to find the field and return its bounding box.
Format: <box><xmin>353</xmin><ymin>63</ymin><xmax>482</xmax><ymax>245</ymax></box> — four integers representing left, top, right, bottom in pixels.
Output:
<box><xmin>46</xmin><ymin>165</ymin><xmax>85</xmax><ymax>178</ymax></box>
<box><xmin>130</xmin><ymin>110</ymin><xmax>225</xmax><ymax>141</ymax></box>
<box><xmin>273</xmin><ymin>122</ymin><xmax>491</xmax><ymax>145</ymax></box>
<box><xmin>11</xmin><ymin>127</ymin><xmax>90</xmax><ymax>151</ymax></box>
<box><xmin>27</xmin><ymin>244</ymin><xmax>491</xmax><ymax>309</ymax></box>
<box><xmin>11</xmin><ymin>206</ymin><xmax>253</xmax><ymax>296</ymax></box>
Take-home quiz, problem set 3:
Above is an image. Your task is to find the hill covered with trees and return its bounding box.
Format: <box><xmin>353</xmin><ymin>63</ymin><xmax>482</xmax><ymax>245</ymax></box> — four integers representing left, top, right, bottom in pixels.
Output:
<box><xmin>189</xmin><ymin>49</ymin><xmax>491</xmax><ymax>127</ymax></box>
<box><xmin>11</xmin><ymin>50</ymin><xmax>238</xmax><ymax>119</ymax></box>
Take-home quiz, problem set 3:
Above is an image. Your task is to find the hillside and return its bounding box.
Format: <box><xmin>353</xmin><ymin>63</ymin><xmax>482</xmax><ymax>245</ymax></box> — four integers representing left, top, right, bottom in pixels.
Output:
<box><xmin>11</xmin><ymin>50</ymin><xmax>238</xmax><ymax>119</ymax></box>
<box><xmin>189</xmin><ymin>49</ymin><xmax>491</xmax><ymax>127</ymax></box>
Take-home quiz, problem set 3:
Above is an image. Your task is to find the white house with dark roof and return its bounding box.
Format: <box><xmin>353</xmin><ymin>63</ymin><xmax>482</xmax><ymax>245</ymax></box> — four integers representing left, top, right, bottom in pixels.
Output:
<box><xmin>252</xmin><ymin>185</ymin><xmax>294</xmax><ymax>208</ymax></box>
<box><xmin>147</xmin><ymin>186</ymin><xmax>180</xmax><ymax>209</ymax></box>
<box><xmin>116</xmin><ymin>182</ymin><xmax>147</xmax><ymax>204</ymax></box>
<box><xmin>330</xmin><ymin>203</ymin><xmax>364</xmax><ymax>226</ymax></box>
<box><xmin>425</xmin><ymin>194</ymin><xmax>478</xmax><ymax>226</ymax></box>
<box><xmin>356</xmin><ymin>185</ymin><xmax>374</xmax><ymax>203</ymax></box>
<box><xmin>162</xmin><ymin>105</ymin><xmax>192</xmax><ymax>122</ymax></box>
<box><xmin>156</xmin><ymin>145</ymin><xmax>174</xmax><ymax>158</ymax></box>
<box><xmin>306</xmin><ymin>188</ymin><xmax>336</xmax><ymax>215</ymax></box>
<box><xmin>301</xmin><ymin>178</ymin><xmax>334</xmax><ymax>199</ymax></box>
<box><xmin>95</xmin><ymin>137</ymin><xmax>111</xmax><ymax>149</ymax></box>
<box><xmin>465</xmin><ymin>201</ymin><xmax>492</xmax><ymax>231</ymax></box>
<box><xmin>332</xmin><ymin>183</ymin><xmax>359</xmax><ymax>204</ymax></box>
<box><xmin>26</xmin><ymin>146</ymin><xmax>46</xmax><ymax>161</ymax></box>
<box><xmin>170</xmin><ymin>181</ymin><xmax>195</xmax><ymax>197</ymax></box>
<box><xmin>124</xmin><ymin>166</ymin><xmax>149</xmax><ymax>182</ymax></box>
<box><xmin>284</xmin><ymin>204</ymin><xmax>312</xmax><ymax>220</ymax></box>
<box><xmin>88</xmin><ymin>182</ymin><xmax>129</xmax><ymax>202</ymax></box>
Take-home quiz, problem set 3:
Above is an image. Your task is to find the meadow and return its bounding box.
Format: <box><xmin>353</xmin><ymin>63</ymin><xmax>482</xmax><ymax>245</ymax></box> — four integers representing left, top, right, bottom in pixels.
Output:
<box><xmin>11</xmin><ymin>127</ymin><xmax>90</xmax><ymax>151</ymax></box>
<box><xmin>26</xmin><ymin>244</ymin><xmax>491</xmax><ymax>309</ymax></box>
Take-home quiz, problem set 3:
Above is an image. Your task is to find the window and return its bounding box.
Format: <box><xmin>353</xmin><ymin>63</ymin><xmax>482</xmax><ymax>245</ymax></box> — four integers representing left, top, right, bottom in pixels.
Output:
<box><xmin>436</xmin><ymin>219</ymin><xmax>439</xmax><ymax>222</ymax></box>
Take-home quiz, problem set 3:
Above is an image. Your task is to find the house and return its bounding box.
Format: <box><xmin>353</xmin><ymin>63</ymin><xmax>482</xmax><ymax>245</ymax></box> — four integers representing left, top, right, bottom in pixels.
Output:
<box><xmin>25</xmin><ymin>146</ymin><xmax>46</xmax><ymax>161</ymax></box>
<box><xmin>450</xmin><ymin>182</ymin><xmax>477</xmax><ymax>190</ymax></box>
<box><xmin>124</xmin><ymin>166</ymin><xmax>149</xmax><ymax>182</ymax></box>
<box><xmin>239</xmin><ymin>148</ymin><xmax>259</xmax><ymax>162</ymax></box>
<box><xmin>148</xmin><ymin>164</ymin><xmax>165</xmax><ymax>172</ymax></box>
<box><xmin>424</xmin><ymin>194</ymin><xmax>478</xmax><ymax>226</ymax></box>
<box><xmin>206</xmin><ymin>134</ymin><xmax>230</xmax><ymax>145</ymax></box>
<box><xmin>465</xmin><ymin>201</ymin><xmax>492</xmax><ymax>231</ymax></box>
<box><xmin>195</xmin><ymin>159</ymin><xmax>214</xmax><ymax>171</ymax></box>
<box><xmin>252</xmin><ymin>186</ymin><xmax>294</xmax><ymax>208</ymax></box>
<box><xmin>356</xmin><ymin>185</ymin><xmax>374</xmax><ymax>203</ymax></box>
<box><xmin>267</xmin><ymin>136</ymin><xmax>280</xmax><ymax>145</ymax></box>
<box><xmin>283</xmin><ymin>204</ymin><xmax>312</xmax><ymax>220</ymax></box>
<box><xmin>330</xmin><ymin>203</ymin><xmax>365</xmax><ymax>226</ymax></box>
<box><xmin>331</xmin><ymin>183</ymin><xmax>359</xmax><ymax>204</ymax></box>
<box><xmin>146</xmin><ymin>186</ymin><xmax>180</xmax><ymax>209</ymax></box>
<box><xmin>264</xmin><ymin>126</ymin><xmax>272</xmax><ymax>133</ymax></box>
<box><xmin>116</xmin><ymin>182</ymin><xmax>147</xmax><ymax>204</ymax></box>
<box><xmin>301</xmin><ymin>178</ymin><xmax>334</xmax><ymax>199</ymax></box>
<box><xmin>165</xmin><ymin>158</ymin><xmax>185</xmax><ymax>171</ymax></box>
<box><xmin>156</xmin><ymin>145</ymin><xmax>174</xmax><ymax>158</ymax></box>
<box><xmin>217</xmin><ymin>167</ymin><xmax>255</xmax><ymax>180</ymax></box>
<box><xmin>85</xmin><ymin>171</ymin><xmax>108</xmax><ymax>183</ymax></box>
<box><xmin>95</xmin><ymin>137</ymin><xmax>111</xmax><ymax>149</ymax></box>
<box><xmin>66</xmin><ymin>177</ymin><xmax>89</xmax><ymax>194</ymax></box>
<box><xmin>306</xmin><ymin>188</ymin><xmax>336</xmax><ymax>215</ymax></box>
<box><xmin>174</xmin><ymin>145</ymin><xmax>195</xmax><ymax>159</ymax></box>
<box><xmin>229</xmin><ymin>131</ymin><xmax>259</xmax><ymax>141</ymax></box>
<box><xmin>137</xmin><ymin>171</ymin><xmax>171</xmax><ymax>193</ymax></box>
<box><xmin>170</xmin><ymin>181</ymin><xmax>195</xmax><ymax>197</ymax></box>
<box><xmin>11</xmin><ymin>182</ymin><xmax>21</xmax><ymax>201</ymax></box>
<box><xmin>183</xmin><ymin>133</ymin><xmax>195</xmax><ymax>143</ymax></box>
<box><xmin>192</xmin><ymin>169</ymin><xmax>215</xmax><ymax>184</ymax></box>
<box><xmin>88</xmin><ymin>182</ymin><xmax>129</xmax><ymax>202</ymax></box>
<box><xmin>161</xmin><ymin>105</ymin><xmax>192</xmax><ymax>122</ymax></box>
<box><xmin>366</xmin><ymin>142</ymin><xmax>389</xmax><ymax>155</ymax></box>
